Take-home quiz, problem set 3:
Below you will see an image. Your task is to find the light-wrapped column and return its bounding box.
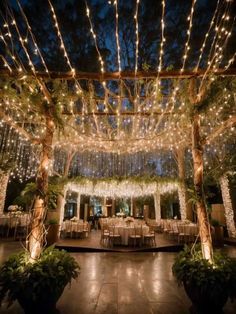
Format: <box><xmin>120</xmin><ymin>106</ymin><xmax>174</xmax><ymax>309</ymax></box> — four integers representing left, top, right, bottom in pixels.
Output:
<box><xmin>178</xmin><ymin>184</ymin><xmax>187</xmax><ymax>221</ymax></box>
<box><xmin>59</xmin><ymin>188</ymin><xmax>67</xmax><ymax>226</ymax></box>
<box><xmin>220</xmin><ymin>174</ymin><xmax>236</xmax><ymax>238</ymax></box>
<box><xmin>0</xmin><ymin>171</ymin><xmax>9</xmax><ymax>214</ymax></box>
<box><xmin>177</xmin><ymin>148</ymin><xmax>187</xmax><ymax>221</ymax></box>
<box><xmin>77</xmin><ymin>193</ymin><xmax>81</xmax><ymax>219</ymax></box>
<box><xmin>154</xmin><ymin>191</ymin><xmax>161</xmax><ymax>221</ymax></box>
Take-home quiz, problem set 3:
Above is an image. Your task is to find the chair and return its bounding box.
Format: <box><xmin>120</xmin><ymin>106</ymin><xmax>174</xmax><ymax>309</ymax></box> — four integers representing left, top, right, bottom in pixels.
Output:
<box><xmin>100</xmin><ymin>225</ymin><xmax>110</xmax><ymax>246</ymax></box>
<box><xmin>167</xmin><ymin>222</ymin><xmax>179</xmax><ymax>241</ymax></box>
<box><xmin>143</xmin><ymin>226</ymin><xmax>156</xmax><ymax>247</ymax></box>
<box><xmin>129</xmin><ymin>225</ymin><xmax>142</xmax><ymax>247</ymax></box>
<box><xmin>178</xmin><ymin>225</ymin><xmax>190</xmax><ymax>244</ymax></box>
<box><xmin>108</xmin><ymin>225</ymin><xmax>121</xmax><ymax>247</ymax></box>
<box><xmin>163</xmin><ymin>220</ymin><xmax>172</xmax><ymax>238</ymax></box>
<box><xmin>7</xmin><ymin>217</ymin><xmax>19</xmax><ymax>238</ymax></box>
<box><xmin>14</xmin><ymin>215</ymin><xmax>29</xmax><ymax>240</ymax></box>
<box><xmin>63</xmin><ymin>220</ymin><xmax>73</xmax><ymax>238</ymax></box>
<box><xmin>74</xmin><ymin>223</ymin><xmax>83</xmax><ymax>239</ymax></box>
<box><xmin>82</xmin><ymin>222</ymin><xmax>90</xmax><ymax>238</ymax></box>
<box><xmin>100</xmin><ymin>226</ymin><xmax>110</xmax><ymax>246</ymax></box>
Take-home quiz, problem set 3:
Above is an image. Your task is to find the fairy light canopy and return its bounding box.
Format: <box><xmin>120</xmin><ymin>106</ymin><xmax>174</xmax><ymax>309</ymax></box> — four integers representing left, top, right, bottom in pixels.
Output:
<box><xmin>0</xmin><ymin>0</ymin><xmax>235</xmax><ymax>181</ymax></box>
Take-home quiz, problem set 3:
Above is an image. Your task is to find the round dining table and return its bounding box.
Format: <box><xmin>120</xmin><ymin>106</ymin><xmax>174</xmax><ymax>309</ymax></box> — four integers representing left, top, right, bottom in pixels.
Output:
<box><xmin>114</xmin><ymin>225</ymin><xmax>149</xmax><ymax>245</ymax></box>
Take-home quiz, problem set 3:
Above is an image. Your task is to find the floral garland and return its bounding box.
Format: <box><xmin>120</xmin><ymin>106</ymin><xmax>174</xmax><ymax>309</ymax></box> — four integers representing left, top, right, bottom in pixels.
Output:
<box><xmin>64</xmin><ymin>176</ymin><xmax>179</xmax><ymax>197</ymax></box>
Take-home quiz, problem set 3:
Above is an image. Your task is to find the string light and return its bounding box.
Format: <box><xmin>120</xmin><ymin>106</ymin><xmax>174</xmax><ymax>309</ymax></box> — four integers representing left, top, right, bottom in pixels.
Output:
<box><xmin>0</xmin><ymin>55</ymin><xmax>12</xmax><ymax>73</ymax></box>
<box><xmin>195</xmin><ymin>0</ymin><xmax>220</xmax><ymax>71</ymax></box>
<box><xmin>114</xmin><ymin>0</ymin><xmax>121</xmax><ymax>73</ymax></box>
<box><xmin>66</xmin><ymin>179</ymin><xmax>179</xmax><ymax>198</ymax></box>
<box><xmin>134</xmin><ymin>0</ymin><xmax>139</xmax><ymax>75</ymax></box>
<box><xmin>16</xmin><ymin>0</ymin><xmax>50</xmax><ymax>76</ymax></box>
<box><xmin>0</xmin><ymin>0</ymin><xmax>234</xmax><ymax>180</ymax></box>
<box><xmin>180</xmin><ymin>0</ymin><xmax>197</xmax><ymax>73</ymax></box>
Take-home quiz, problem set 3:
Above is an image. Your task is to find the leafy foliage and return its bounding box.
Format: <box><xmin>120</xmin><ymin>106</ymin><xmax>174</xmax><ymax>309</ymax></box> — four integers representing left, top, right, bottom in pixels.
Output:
<box><xmin>72</xmin><ymin>174</ymin><xmax>180</xmax><ymax>185</ymax></box>
<box><xmin>172</xmin><ymin>245</ymin><xmax>236</xmax><ymax>301</ymax></box>
<box><xmin>13</xmin><ymin>179</ymin><xmax>63</xmax><ymax>210</ymax></box>
<box><xmin>0</xmin><ymin>247</ymin><xmax>80</xmax><ymax>308</ymax></box>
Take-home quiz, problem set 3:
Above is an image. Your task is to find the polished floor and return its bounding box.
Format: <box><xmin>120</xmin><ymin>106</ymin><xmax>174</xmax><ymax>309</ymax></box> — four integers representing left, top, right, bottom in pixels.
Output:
<box><xmin>56</xmin><ymin>229</ymin><xmax>180</xmax><ymax>252</ymax></box>
<box><xmin>0</xmin><ymin>241</ymin><xmax>236</xmax><ymax>314</ymax></box>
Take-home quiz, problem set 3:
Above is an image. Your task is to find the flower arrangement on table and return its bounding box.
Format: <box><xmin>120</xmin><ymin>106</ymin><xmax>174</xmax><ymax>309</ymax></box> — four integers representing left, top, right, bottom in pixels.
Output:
<box><xmin>116</xmin><ymin>212</ymin><xmax>125</xmax><ymax>217</ymax></box>
<box><xmin>124</xmin><ymin>217</ymin><xmax>134</xmax><ymax>225</ymax></box>
<box><xmin>8</xmin><ymin>205</ymin><xmax>23</xmax><ymax>217</ymax></box>
<box><xmin>70</xmin><ymin>216</ymin><xmax>78</xmax><ymax>222</ymax></box>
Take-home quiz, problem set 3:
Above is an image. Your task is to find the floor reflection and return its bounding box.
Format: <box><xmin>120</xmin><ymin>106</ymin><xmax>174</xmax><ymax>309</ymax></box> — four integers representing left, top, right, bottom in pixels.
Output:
<box><xmin>0</xmin><ymin>242</ymin><xmax>236</xmax><ymax>313</ymax></box>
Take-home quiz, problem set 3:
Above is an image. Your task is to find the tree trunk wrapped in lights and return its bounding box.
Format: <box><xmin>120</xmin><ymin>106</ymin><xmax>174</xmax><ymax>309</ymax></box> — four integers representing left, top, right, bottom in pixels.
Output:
<box><xmin>0</xmin><ymin>171</ymin><xmax>9</xmax><ymax>214</ymax></box>
<box><xmin>220</xmin><ymin>173</ymin><xmax>236</xmax><ymax>238</ymax></box>
<box><xmin>28</xmin><ymin>113</ymin><xmax>55</xmax><ymax>262</ymax></box>
<box><xmin>57</xmin><ymin>149</ymin><xmax>76</xmax><ymax>225</ymax></box>
<box><xmin>189</xmin><ymin>78</ymin><xmax>213</xmax><ymax>262</ymax></box>
<box><xmin>192</xmin><ymin>113</ymin><xmax>213</xmax><ymax>262</ymax></box>
<box><xmin>176</xmin><ymin>147</ymin><xmax>187</xmax><ymax>221</ymax></box>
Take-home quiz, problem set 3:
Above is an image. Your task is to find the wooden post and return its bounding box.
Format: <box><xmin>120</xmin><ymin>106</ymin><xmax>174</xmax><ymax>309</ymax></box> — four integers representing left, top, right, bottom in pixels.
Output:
<box><xmin>28</xmin><ymin>110</ymin><xmax>55</xmax><ymax>262</ymax></box>
<box><xmin>56</xmin><ymin>149</ymin><xmax>76</xmax><ymax>226</ymax></box>
<box><xmin>77</xmin><ymin>193</ymin><xmax>81</xmax><ymax>220</ymax></box>
<box><xmin>84</xmin><ymin>203</ymin><xmax>88</xmax><ymax>222</ymax></box>
<box><xmin>112</xmin><ymin>198</ymin><xmax>115</xmax><ymax>216</ymax></box>
<box><xmin>143</xmin><ymin>205</ymin><xmax>149</xmax><ymax>221</ymax></box>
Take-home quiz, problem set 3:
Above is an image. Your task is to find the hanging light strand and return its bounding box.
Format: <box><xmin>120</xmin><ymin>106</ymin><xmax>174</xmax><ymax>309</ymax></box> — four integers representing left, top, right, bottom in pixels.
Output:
<box><xmin>180</xmin><ymin>0</ymin><xmax>197</xmax><ymax>73</ymax></box>
<box><xmin>134</xmin><ymin>0</ymin><xmax>139</xmax><ymax>76</ymax></box>
<box><xmin>149</xmin><ymin>0</ymin><xmax>166</xmax><ymax>134</ymax></box>
<box><xmin>195</xmin><ymin>0</ymin><xmax>220</xmax><ymax>71</ymax></box>
<box><xmin>16</xmin><ymin>0</ymin><xmax>50</xmax><ymax>76</ymax></box>
<box><xmin>114</xmin><ymin>0</ymin><xmax>121</xmax><ymax>73</ymax></box>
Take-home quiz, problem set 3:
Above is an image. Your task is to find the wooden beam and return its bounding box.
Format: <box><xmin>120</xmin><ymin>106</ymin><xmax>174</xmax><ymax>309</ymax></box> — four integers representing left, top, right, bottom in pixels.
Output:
<box><xmin>0</xmin><ymin>68</ymin><xmax>235</xmax><ymax>81</ymax></box>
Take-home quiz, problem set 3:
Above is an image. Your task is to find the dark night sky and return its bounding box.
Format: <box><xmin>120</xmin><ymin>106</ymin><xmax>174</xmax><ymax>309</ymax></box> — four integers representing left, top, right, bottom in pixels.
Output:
<box><xmin>0</xmin><ymin>0</ymin><xmax>235</xmax><ymax>72</ymax></box>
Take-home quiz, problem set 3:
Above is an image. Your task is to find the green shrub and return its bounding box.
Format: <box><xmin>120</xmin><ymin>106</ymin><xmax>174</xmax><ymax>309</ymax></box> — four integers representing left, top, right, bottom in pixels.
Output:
<box><xmin>172</xmin><ymin>245</ymin><xmax>236</xmax><ymax>301</ymax></box>
<box><xmin>0</xmin><ymin>247</ymin><xmax>80</xmax><ymax>308</ymax></box>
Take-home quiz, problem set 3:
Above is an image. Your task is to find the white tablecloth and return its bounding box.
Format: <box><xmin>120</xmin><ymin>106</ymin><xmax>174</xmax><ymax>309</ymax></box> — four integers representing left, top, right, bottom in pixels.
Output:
<box><xmin>178</xmin><ymin>224</ymin><xmax>199</xmax><ymax>235</ymax></box>
<box><xmin>114</xmin><ymin>225</ymin><xmax>149</xmax><ymax>245</ymax></box>
<box><xmin>61</xmin><ymin>221</ymin><xmax>84</xmax><ymax>232</ymax></box>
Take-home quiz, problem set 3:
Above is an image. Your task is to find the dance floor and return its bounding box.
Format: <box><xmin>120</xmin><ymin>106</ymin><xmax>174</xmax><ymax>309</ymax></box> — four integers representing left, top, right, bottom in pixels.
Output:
<box><xmin>56</xmin><ymin>230</ymin><xmax>182</xmax><ymax>252</ymax></box>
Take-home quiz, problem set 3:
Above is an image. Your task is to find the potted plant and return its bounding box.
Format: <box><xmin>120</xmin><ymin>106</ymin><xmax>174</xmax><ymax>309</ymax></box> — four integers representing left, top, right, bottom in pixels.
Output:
<box><xmin>0</xmin><ymin>247</ymin><xmax>80</xmax><ymax>314</ymax></box>
<box><xmin>172</xmin><ymin>245</ymin><xmax>236</xmax><ymax>314</ymax></box>
<box><xmin>46</xmin><ymin>218</ymin><xmax>60</xmax><ymax>246</ymax></box>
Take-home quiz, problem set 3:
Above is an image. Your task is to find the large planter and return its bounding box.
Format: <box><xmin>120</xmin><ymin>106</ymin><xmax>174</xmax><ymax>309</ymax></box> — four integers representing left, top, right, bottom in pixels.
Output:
<box><xmin>172</xmin><ymin>245</ymin><xmax>236</xmax><ymax>314</ymax></box>
<box><xmin>46</xmin><ymin>224</ymin><xmax>60</xmax><ymax>246</ymax></box>
<box><xmin>183</xmin><ymin>280</ymin><xmax>228</xmax><ymax>314</ymax></box>
<box><xmin>17</xmin><ymin>285</ymin><xmax>65</xmax><ymax>314</ymax></box>
<box><xmin>0</xmin><ymin>248</ymin><xmax>80</xmax><ymax>314</ymax></box>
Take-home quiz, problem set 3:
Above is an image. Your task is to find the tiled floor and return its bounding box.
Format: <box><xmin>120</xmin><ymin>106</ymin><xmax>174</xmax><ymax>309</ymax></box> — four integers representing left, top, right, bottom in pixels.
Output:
<box><xmin>0</xmin><ymin>242</ymin><xmax>236</xmax><ymax>314</ymax></box>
